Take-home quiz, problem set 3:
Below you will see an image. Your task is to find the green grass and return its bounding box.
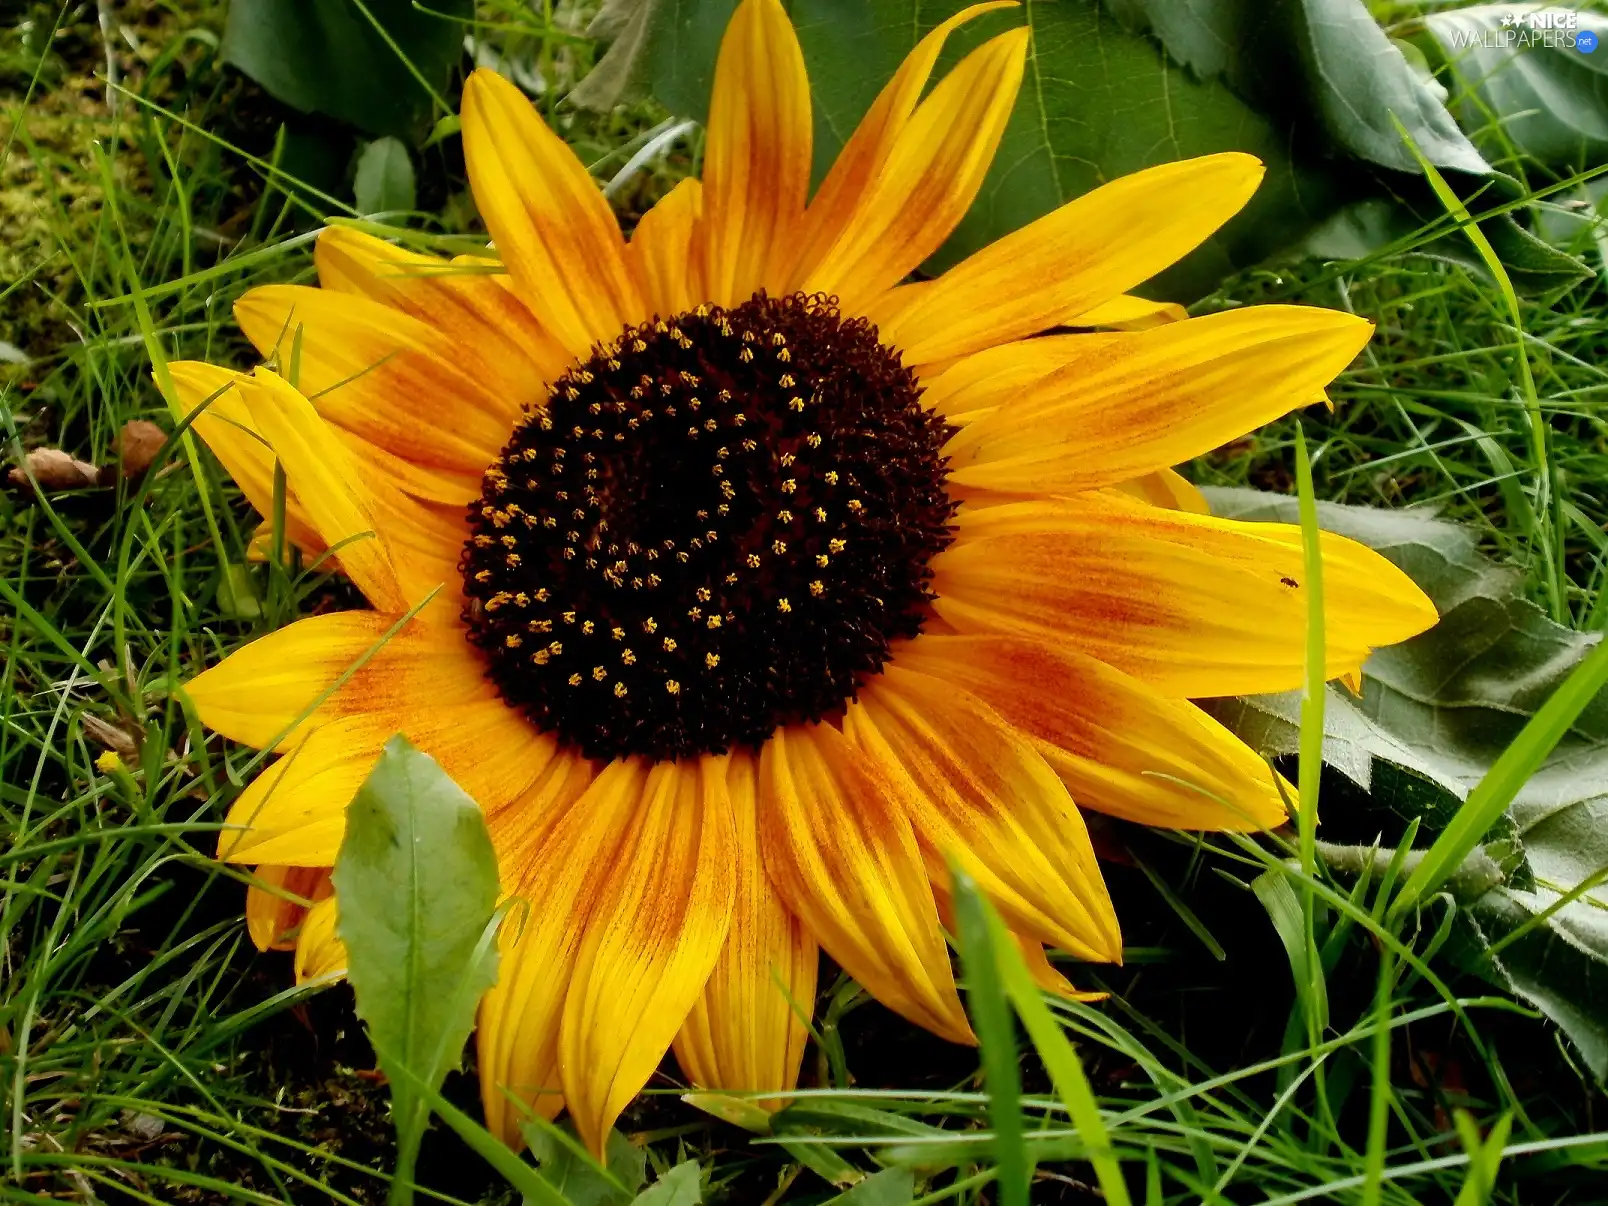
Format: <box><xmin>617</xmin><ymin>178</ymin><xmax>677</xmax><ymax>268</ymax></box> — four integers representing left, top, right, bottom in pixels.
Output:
<box><xmin>4</xmin><ymin>2</ymin><xmax>1608</xmax><ymax>1203</ymax></box>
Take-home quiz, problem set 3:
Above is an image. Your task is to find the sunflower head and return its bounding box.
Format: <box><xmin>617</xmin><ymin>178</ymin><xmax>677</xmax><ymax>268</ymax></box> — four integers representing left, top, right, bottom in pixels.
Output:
<box><xmin>460</xmin><ymin>291</ymin><xmax>955</xmax><ymax>760</ymax></box>
<box><xmin>171</xmin><ymin>0</ymin><xmax>1436</xmax><ymax>1158</ymax></box>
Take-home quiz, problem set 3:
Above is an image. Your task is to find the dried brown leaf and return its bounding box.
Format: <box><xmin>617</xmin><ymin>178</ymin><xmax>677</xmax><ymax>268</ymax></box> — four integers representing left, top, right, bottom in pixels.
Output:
<box><xmin>7</xmin><ymin>447</ymin><xmax>102</xmax><ymax>492</ymax></box>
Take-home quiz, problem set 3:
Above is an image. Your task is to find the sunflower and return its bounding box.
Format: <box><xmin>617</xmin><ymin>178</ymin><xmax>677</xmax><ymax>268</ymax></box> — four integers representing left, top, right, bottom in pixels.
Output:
<box><xmin>172</xmin><ymin>0</ymin><xmax>1435</xmax><ymax>1155</ymax></box>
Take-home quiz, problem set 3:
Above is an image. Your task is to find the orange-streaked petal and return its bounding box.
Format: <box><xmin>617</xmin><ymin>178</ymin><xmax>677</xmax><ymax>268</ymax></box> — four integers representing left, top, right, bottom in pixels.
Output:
<box><xmin>798</xmin><ymin>27</ymin><xmax>1028</xmax><ymax>313</ymax></box>
<box><xmin>674</xmin><ymin>752</ymin><xmax>817</xmax><ymax>1103</ymax></box>
<box><xmin>314</xmin><ymin>224</ymin><xmax>570</xmax><ymax>396</ymax></box>
<box><xmin>933</xmin><ymin>495</ymin><xmax>1437</xmax><ymax>697</ymax></box>
<box><xmin>461</xmin><ymin>68</ymin><xmax>643</xmax><ymax>354</ymax></box>
<box><xmin>700</xmin><ymin>0</ymin><xmax>811</xmax><ymax>305</ymax></box>
<box><xmin>477</xmin><ymin>758</ymin><xmax>648</xmax><ymax>1145</ymax></box>
<box><xmin>758</xmin><ymin>724</ymin><xmax>971</xmax><ymax>1044</ymax></box>
<box><xmin>943</xmin><ymin>307</ymin><xmax>1374</xmax><ymax>496</ymax></box>
<box><xmin>630</xmin><ymin>178</ymin><xmax>704</xmax><ymax>317</ymax></box>
<box><xmin>894</xmin><ymin>634</ymin><xmax>1290</xmax><ymax>830</ymax></box>
<box><xmin>560</xmin><ymin>757</ymin><xmax>736</xmax><ymax>1156</ymax></box>
<box><xmin>234</xmin><ymin>284</ymin><xmax>516</xmax><ymax>474</ymax></box>
<box><xmin>788</xmin><ymin>2</ymin><xmax>1017</xmax><ymax>292</ymax></box>
<box><xmin>1017</xmin><ymin>938</ymin><xmax>1106</xmax><ymax>1002</ymax></box>
<box><xmin>881</xmin><ymin>153</ymin><xmax>1265</xmax><ymax>364</ymax></box>
<box><xmin>184</xmin><ymin>610</ymin><xmax>492</xmax><ymax>753</ymax></box>
<box><xmin>846</xmin><ymin>667</ymin><xmax>1120</xmax><ymax>962</ymax></box>
<box><xmin>246</xmin><ymin>865</ymin><xmax>332</xmax><ymax>951</ymax></box>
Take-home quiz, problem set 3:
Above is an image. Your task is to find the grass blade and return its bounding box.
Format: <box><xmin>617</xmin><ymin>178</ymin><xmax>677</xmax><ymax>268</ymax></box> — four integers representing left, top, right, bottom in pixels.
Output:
<box><xmin>951</xmin><ymin>868</ymin><xmax>1133</xmax><ymax>1206</ymax></box>
<box><xmin>950</xmin><ymin>863</ymin><xmax>1030</xmax><ymax>1206</ymax></box>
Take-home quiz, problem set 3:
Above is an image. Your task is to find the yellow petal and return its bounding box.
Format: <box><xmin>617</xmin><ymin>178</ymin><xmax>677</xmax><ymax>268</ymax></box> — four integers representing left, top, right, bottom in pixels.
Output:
<box><xmin>630</xmin><ymin>178</ymin><xmax>704</xmax><ymax>317</ymax></box>
<box><xmin>217</xmin><ymin>703</ymin><xmax>561</xmax><ymax>866</ymax></box>
<box><xmin>1114</xmin><ymin>468</ymin><xmax>1211</xmax><ymax>515</ymax></box>
<box><xmin>943</xmin><ymin>306</ymin><xmax>1374</xmax><ymax>496</ymax></box>
<box><xmin>674</xmin><ymin>752</ymin><xmax>817</xmax><ymax>1103</ymax></box>
<box><xmin>798</xmin><ymin>27</ymin><xmax>1028</xmax><ymax>313</ymax></box>
<box><xmin>932</xmin><ymin>494</ymin><xmax>1437</xmax><ymax>697</ymax></box>
<box><xmin>184</xmin><ymin>610</ymin><xmax>493</xmax><ymax>753</ymax></box>
<box><xmin>758</xmin><ymin>724</ymin><xmax>971</xmax><ymax>1044</ymax></box>
<box><xmin>881</xmin><ymin>153</ymin><xmax>1265</xmax><ymax>364</ymax></box>
<box><xmin>294</xmin><ymin>896</ymin><xmax>348</xmax><ymax>982</ymax></box>
<box><xmin>315</xmin><ymin>224</ymin><xmax>570</xmax><ymax>396</ymax></box>
<box><xmin>893</xmin><ymin>634</ymin><xmax>1290</xmax><ymax>830</ymax></box>
<box><xmin>477</xmin><ymin>758</ymin><xmax>647</xmax><ymax>1145</ymax></box>
<box><xmin>560</xmin><ymin>757</ymin><xmax>736</xmax><ymax>1156</ymax></box>
<box><xmin>167</xmin><ymin>361</ymin><xmax>327</xmax><ymax>558</ymax></box>
<box><xmin>845</xmin><ymin>667</ymin><xmax>1120</xmax><ymax>963</ymax></box>
<box><xmin>1015</xmin><ymin>939</ymin><xmax>1106</xmax><ymax>1002</ymax></box>
<box><xmin>461</xmin><ymin>69</ymin><xmax>642</xmax><ymax>354</ymax></box>
<box><xmin>246</xmin><ymin>865</ymin><xmax>332</xmax><ymax>951</ymax></box>
<box><xmin>788</xmin><ymin>2</ymin><xmax>1017</xmax><ymax>294</ymax></box>
<box><xmin>234</xmin><ymin>284</ymin><xmax>517</xmax><ymax>474</ymax></box>
<box><xmin>235</xmin><ymin>369</ymin><xmax>457</xmax><ymax>611</ymax></box>
<box><xmin>234</xmin><ymin>368</ymin><xmax>407</xmax><ymax>611</ymax></box>
<box><xmin>1064</xmin><ymin>293</ymin><xmax>1188</xmax><ymax>330</ymax></box>
<box><xmin>700</xmin><ymin>0</ymin><xmax>811</xmax><ymax>305</ymax></box>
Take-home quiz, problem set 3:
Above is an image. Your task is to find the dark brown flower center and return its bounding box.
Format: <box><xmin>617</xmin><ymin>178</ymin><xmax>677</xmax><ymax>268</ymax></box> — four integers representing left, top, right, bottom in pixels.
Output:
<box><xmin>459</xmin><ymin>291</ymin><xmax>955</xmax><ymax>761</ymax></box>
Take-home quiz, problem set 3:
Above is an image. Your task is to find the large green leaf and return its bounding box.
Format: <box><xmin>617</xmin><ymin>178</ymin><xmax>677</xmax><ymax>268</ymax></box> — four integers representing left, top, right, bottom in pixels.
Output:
<box><xmin>1416</xmin><ymin>3</ymin><xmax>1608</xmax><ymax>170</ymax></box>
<box><xmin>332</xmin><ymin>735</ymin><xmax>502</xmax><ymax>1203</ymax></box>
<box><xmin>1108</xmin><ymin>0</ymin><xmax>1487</xmax><ymax>176</ymax></box>
<box><xmin>223</xmin><ymin>0</ymin><xmax>472</xmax><ymax>140</ymax></box>
<box><xmin>1204</xmin><ymin>487</ymin><xmax>1608</xmax><ymax>1078</ymax></box>
<box><xmin>1467</xmin><ymin>806</ymin><xmax>1608</xmax><ymax>1079</ymax></box>
<box><xmin>578</xmin><ymin>0</ymin><xmax>1501</xmax><ymax>298</ymax></box>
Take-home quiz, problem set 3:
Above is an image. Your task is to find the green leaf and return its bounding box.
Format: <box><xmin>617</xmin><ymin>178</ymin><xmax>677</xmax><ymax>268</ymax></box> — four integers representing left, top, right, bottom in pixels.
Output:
<box><xmin>222</xmin><ymin>0</ymin><xmax>471</xmax><ymax>140</ymax></box>
<box><xmin>332</xmin><ymin>735</ymin><xmax>501</xmax><ymax>1206</ymax></box>
<box><xmin>1391</xmin><ymin>636</ymin><xmax>1608</xmax><ymax>918</ymax></box>
<box><xmin>522</xmin><ymin>1123</ymin><xmax>646</xmax><ymax>1206</ymax></box>
<box><xmin>630</xmin><ymin>1161</ymin><xmax>703</xmax><ymax>1206</ymax></box>
<box><xmin>1417</xmin><ymin>4</ymin><xmax>1608</xmax><ymax>169</ymax></box>
<box><xmin>569</xmin><ymin>0</ymin><xmax>667</xmax><ymax>111</ymax></box>
<box><xmin>354</xmin><ymin>137</ymin><xmax>417</xmax><ymax>215</ymax></box>
<box><xmin>1468</xmin><ymin>876</ymin><xmax>1608</xmax><ymax>1080</ymax></box>
<box><xmin>821</xmin><ymin>1168</ymin><xmax>916</xmax><ymax>1206</ymax></box>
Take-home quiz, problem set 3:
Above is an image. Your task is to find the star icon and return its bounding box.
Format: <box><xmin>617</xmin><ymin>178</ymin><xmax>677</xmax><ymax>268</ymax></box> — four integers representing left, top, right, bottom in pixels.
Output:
<box><xmin>1501</xmin><ymin>12</ymin><xmax>1517</xmax><ymax>26</ymax></box>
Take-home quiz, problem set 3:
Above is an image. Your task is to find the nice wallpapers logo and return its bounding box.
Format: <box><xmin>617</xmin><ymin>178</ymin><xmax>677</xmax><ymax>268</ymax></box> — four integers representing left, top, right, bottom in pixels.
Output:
<box><xmin>1448</xmin><ymin>9</ymin><xmax>1598</xmax><ymax>52</ymax></box>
